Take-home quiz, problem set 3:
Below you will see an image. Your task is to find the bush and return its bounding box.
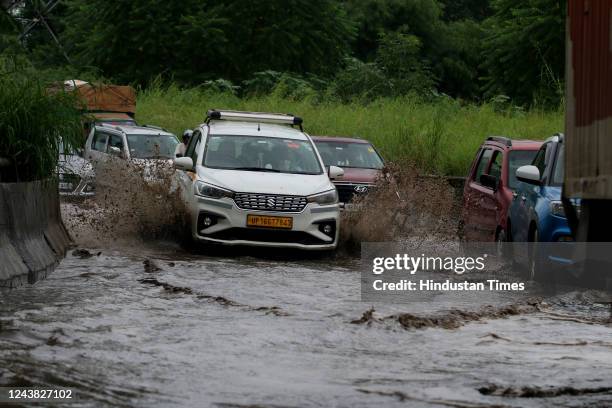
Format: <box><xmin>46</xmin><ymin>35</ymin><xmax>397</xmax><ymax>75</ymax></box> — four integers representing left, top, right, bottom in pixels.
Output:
<box><xmin>332</xmin><ymin>58</ymin><xmax>392</xmax><ymax>102</ymax></box>
<box><xmin>0</xmin><ymin>58</ymin><xmax>83</xmax><ymax>182</ymax></box>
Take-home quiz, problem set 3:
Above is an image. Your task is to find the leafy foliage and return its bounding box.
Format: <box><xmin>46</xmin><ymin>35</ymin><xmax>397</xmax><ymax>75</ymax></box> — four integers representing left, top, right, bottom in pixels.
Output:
<box><xmin>0</xmin><ymin>57</ymin><xmax>83</xmax><ymax>182</ymax></box>
<box><xmin>481</xmin><ymin>0</ymin><xmax>565</xmax><ymax>107</ymax></box>
<box><xmin>1</xmin><ymin>0</ymin><xmax>568</xmax><ymax>106</ymax></box>
<box><xmin>59</xmin><ymin>0</ymin><xmax>355</xmax><ymax>85</ymax></box>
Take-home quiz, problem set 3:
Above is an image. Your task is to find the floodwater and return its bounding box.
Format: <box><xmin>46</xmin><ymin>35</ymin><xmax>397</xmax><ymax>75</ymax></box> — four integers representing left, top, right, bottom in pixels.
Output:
<box><xmin>1</xmin><ymin>168</ymin><xmax>612</xmax><ymax>408</ymax></box>
<box><xmin>1</xmin><ymin>234</ymin><xmax>611</xmax><ymax>407</ymax></box>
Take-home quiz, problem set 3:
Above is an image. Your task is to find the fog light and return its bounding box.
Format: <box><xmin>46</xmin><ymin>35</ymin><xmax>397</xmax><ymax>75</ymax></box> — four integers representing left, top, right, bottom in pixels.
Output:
<box><xmin>322</xmin><ymin>224</ymin><xmax>333</xmax><ymax>235</ymax></box>
<box><xmin>203</xmin><ymin>216</ymin><xmax>213</xmax><ymax>227</ymax></box>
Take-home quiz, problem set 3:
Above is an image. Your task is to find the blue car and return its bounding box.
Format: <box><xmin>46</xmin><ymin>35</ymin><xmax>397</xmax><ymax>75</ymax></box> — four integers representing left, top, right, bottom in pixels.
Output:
<box><xmin>507</xmin><ymin>134</ymin><xmax>575</xmax><ymax>281</ymax></box>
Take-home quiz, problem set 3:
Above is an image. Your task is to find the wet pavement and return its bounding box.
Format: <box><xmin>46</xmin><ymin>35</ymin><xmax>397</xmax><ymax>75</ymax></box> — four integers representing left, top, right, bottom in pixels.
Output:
<box><xmin>1</xmin><ymin>236</ymin><xmax>611</xmax><ymax>407</ymax></box>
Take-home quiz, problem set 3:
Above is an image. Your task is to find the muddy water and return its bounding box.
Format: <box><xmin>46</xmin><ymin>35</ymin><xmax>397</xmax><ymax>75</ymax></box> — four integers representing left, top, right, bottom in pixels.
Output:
<box><xmin>1</xmin><ymin>166</ymin><xmax>612</xmax><ymax>407</ymax></box>
<box><xmin>1</xmin><ymin>236</ymin><xmax>611</xmax><ymax>407</ymax></box>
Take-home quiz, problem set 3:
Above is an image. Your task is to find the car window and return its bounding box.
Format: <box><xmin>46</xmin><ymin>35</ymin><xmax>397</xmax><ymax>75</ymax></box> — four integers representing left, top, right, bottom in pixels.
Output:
<box><xmin>314</xmin><ymin>141</ymin><xmax>384</xmax><ymax>169</ymax></box>
<box><xmin>508</xmin><ymin>150</ymin><xmax>539</xmax><ymax>189</ymax></box>
<box><xmin>473</xmin><ymin>149</ymin><xmax>493</xmax><ymax>183</ymax></box>
<box><xmin>489</xmin><ymin>151</ymin><xmax>503</xmax><ymax>180</ymax></box>
<box><xmin>187</xmin><ymin>131</ymin><xmax>201</xmax><ymax>166</ymax></box>
<box><xmin>106</xmin><ymin>134</ymin><xmax>124</xmax><ymax>154</ymax></box>
<box><xmin>126</xmin><ymin>134</ymin><xmax>178</xmax><ymax>159</ymax></box>
<box><xmin>92</xmin><ymin>132</ymin><xmax>108</xmax><ymax>152</ymax></box>
<box><xmin>532</xmin><ymin>144</ymin><xmax>548</xmax><ymax>177</ymax></box>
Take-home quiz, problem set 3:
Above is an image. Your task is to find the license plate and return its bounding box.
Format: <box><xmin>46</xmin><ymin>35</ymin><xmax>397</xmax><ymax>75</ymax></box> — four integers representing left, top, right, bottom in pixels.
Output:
<box><xmin>247</xmin><ymin>214</ymin><xmax>293</xmax><ymax>229</ymax></box>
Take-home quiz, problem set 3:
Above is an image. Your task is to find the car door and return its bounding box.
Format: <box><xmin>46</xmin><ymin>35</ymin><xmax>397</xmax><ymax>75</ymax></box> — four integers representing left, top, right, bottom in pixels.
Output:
<box><xmin>464</xmin><ymin>148</ymin><xmax>495</xmax><ymax>241</ymax></box>
<box><xmin>512</xmin><ymin>143</ymin><xmax>548</xmax><ymax>242</ymax></box>
<box><xmin>86</xmin><ymin>130</ymin><xmax>109</xmax><ymax>162</ymax></box>
<box><xmin>486</xmin><ymin>150</ymin><xmax>504</xmax><ymax>233</ymax></box>
<box><xmin>176</xmin><ymin>129</ymin><xmax>202</xmax><ymax>206</ymax></box>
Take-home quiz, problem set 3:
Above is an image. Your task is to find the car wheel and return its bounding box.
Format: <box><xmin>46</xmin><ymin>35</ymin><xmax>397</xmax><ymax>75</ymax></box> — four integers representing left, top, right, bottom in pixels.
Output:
<box><xmin>527</xmin><ymin>229</ymin><xmax>554</xmax><ymax>284</ymax></box>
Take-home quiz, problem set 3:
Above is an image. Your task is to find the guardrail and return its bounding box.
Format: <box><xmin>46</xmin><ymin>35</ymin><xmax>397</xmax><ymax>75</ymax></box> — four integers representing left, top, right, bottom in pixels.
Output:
<box><xmin>0</xmin><ymin>180</ymin><xmax>71</xmax><ymax>288</ymax></box>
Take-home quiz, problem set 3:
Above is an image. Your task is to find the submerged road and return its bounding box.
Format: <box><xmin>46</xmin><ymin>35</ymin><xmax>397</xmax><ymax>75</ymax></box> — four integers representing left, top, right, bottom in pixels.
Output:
<box><xmin>0</xmin><ymin>239</ymin><xmax>611</xmax><ymax>407</ymax></box>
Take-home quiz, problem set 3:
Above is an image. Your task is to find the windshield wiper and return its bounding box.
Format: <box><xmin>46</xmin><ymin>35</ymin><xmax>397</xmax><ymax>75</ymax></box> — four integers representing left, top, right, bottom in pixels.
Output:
<box><xmin>231</xmin><ymin>167</ymin><xmax>281</xmax><ymax>172</ymax></box>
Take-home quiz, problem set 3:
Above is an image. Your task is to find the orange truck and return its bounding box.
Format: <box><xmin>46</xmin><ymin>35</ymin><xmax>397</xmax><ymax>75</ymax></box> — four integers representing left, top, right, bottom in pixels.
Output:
<box><xmin>56</xmin><ymin>80</ymin><xmax>138</xmax><ymax>140</ymax></box>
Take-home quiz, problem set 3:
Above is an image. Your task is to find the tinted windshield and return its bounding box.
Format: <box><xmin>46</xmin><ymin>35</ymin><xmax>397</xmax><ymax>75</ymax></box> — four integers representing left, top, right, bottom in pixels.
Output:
<box><xmin>508</xmin><ymin>150</ymin><xmax>539</xmax><ymax>189</ymax></box>
<box><xmin>204</xmin><ymin>135</ymin><xmax>323</xmax><ymax>175</ymax></box>
<box><xmin>126</xmin><ymin>134</ymin><xmax>178</xmax><ymax>159</ymax></box>
<box><xmin>552</xmin><ymin>144</ymin><xmax>564</xmax><ymax>185</ymax></box>
<box><xmin>315</xmin><ymin>141</ymin><xmax>384</xmax><ymax>169</ymax></box>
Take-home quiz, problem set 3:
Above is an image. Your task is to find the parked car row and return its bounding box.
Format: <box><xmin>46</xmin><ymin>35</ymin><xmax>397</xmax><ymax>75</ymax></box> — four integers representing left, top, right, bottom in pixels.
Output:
<box><xmin>61</xmin><ymin>109</ymin><xmax>387</xmax><ymax>251</ymax></box>
<box><xmin>462</xmin><ymin>133</ymin><xmax>579</xmax><ymax>281</ymax></box>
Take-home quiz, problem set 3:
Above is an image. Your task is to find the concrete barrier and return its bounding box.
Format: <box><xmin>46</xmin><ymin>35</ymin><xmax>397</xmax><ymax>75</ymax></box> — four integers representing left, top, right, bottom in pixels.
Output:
<box><xmin>0</xmin><ymin>180</ymin><xmax>71</xmax><ymax>288</ymax></box>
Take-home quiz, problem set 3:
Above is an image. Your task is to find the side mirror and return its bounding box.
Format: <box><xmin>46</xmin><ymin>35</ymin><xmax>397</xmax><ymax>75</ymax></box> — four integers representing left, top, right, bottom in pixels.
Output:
<box><xmin>329</xmin><ymin>165</ymin><xmax>344</xmax><ymax>180</ymax></box>
<box><xmin>174</xmin><ymin>156</ymin><xmax>194</xmax><ymax>172</ymax></box>
<box><xmin>109</xmin><ymin>146</ymin><xmax>122</xmax><ymax>157</ymax></box>
<box><xmin>480</xmin><ymin>174</ymin><xmax>498</xmax><ymax>191</ymax></box>
<box><xmin>516</xmin><ymin>165</ymin><xmax>541</xmax><ymax>185</ymax></box>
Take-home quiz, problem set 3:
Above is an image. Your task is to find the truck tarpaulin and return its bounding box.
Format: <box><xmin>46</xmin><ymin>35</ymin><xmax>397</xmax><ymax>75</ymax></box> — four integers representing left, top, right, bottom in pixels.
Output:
<box><xmin>73</xmin><ymin>83</ymin><xmax>136</xmax><ymax>116</ymax></box>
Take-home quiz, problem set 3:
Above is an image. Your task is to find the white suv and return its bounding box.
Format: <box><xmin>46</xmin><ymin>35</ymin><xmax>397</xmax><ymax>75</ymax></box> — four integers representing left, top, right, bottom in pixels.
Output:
<box><xmin>174</xmin><ymin>110</ymin><xmax>343</xmax><ymax>250</ymax></box>
<box><xmin>84</xmin><ymin>124</ymin><xmax>179</xmax><ymax>162</ymax></box>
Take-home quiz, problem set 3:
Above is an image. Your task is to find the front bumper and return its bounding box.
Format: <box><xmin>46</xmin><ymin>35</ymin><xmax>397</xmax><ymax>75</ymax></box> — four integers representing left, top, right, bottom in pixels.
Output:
<box><xmin>190</xmin><ymin>196</ymin><xmax>340</xmax><ymax>250</ymax></box>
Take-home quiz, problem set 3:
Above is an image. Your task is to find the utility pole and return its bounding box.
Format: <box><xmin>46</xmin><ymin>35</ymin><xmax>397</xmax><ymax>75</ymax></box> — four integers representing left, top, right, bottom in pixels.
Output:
<box><xmin>1</xmin><ymin>0</ymin><xmax>71</xmax><ymax>64</ymax></box>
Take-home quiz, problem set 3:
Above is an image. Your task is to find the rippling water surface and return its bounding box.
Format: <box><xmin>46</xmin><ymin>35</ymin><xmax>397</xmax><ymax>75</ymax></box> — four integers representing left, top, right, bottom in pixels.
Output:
<box><xmin>1</xmin><ymin>239</ymin><xmax>611</xmax><ymax>408</ymax></box>
<box><xmin>1</xmin><ymin>195</ymin><xmax>612</xmax><ymax>408</ymax></box>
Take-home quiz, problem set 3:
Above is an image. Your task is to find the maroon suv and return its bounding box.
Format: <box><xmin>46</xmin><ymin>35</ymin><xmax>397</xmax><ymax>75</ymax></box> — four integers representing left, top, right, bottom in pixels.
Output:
<box><xmin>312</xmin><ymin>136</ymin><xmax>384</xmax><ymax>204</ymax></box>
<box><xmin>462</xmin><ymin>136</ymin><xmax>542</xmax><ymax>242</ymax></box>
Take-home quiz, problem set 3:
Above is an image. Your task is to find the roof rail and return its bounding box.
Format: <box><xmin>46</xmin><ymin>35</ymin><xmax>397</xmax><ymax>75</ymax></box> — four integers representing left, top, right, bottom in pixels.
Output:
<box><xmin>97</xmin><ymin>123</ymin><xmax>122</xmax><ymax>132</ymax></box>
<box><xmin>486</xmin><ymin>136</ymin><xmax>512</xmax><ymax>146</ymax></box>
<box><xmin>141</xmin><ymin>124</ymin><xmax>168</xmax><ymax>132</ymax></box>
<box><xmin>206</xmin><ymin>109</ymin><xmax>303</xmax><ymax>129</ymax></box>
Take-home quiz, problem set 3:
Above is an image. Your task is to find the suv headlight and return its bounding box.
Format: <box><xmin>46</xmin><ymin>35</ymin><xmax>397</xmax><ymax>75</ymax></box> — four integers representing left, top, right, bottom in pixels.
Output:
<box><xmin>195</xmin><ymin>181</ymin><xmax>234</xmax><ymax>199</ymax></box>
<box><xmin>307</xmin><ymin>189</ymin><xmax>338</xmax><ymax>205</ymax></box>
<box><xmin>550</xmin><ymin>201</ymin><xmax>565</xmax><ymax>218</ymax></box>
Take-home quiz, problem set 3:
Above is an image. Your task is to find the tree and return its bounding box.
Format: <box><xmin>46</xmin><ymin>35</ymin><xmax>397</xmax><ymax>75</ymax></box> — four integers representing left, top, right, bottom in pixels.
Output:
<box><xmin>62</xmin><ymin>0</ymin><xmax>355</xmax><ymax>85</ymax></box>
<box><xmin>481</xmin><ymin>0</ymin><xmax>565</xmax><ymax>106</ymax></box>
<box><xmin>438</xmin><ymin>0</ymin><xmax>492</xmax><ymax>22</ymax></box>
<box><xmin>345</xmin><ymin>0</ymin><xmax>444</xmax><ymax>62</ymax></box>
<box><xmin>376</xmin><ymin>31</ymin><xmax>435</xmax><ymax>95</ymax></box>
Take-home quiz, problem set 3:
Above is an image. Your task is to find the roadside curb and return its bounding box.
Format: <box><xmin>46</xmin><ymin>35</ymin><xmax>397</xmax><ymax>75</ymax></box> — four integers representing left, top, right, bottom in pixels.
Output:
<box><xmin>0</xmin><ymin>180</ymin><xmax>71</xmax><ymax>288</ymax></box>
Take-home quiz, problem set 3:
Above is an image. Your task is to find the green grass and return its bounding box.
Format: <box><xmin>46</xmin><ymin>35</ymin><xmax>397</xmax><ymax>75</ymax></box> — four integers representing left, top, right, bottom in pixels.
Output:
<box><xmin>137</xmin><ymin>85</ymin><xmax>563</xmax><ymax>176</ymax></box>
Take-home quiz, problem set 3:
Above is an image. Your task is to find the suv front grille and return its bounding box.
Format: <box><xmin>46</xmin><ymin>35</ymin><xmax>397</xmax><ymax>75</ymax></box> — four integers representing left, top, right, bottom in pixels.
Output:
<box><xmin>233</xmin><ymin>193</ymin><xmax>307</xmax><ymax>212</ymax></box>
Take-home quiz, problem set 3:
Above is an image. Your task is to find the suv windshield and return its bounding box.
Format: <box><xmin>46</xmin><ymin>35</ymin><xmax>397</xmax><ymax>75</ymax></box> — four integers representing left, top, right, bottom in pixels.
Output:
<box><xmin>204</xmin><ymin>135</ymin><xmax>323</xmax><ymax>175</ymax></box>
<box><xmin>126</xmin><ymin>134</ymin><xmax>178</xmax><ymax>159</ymax></box>
<box><xmin>508</xmin><ymin>150</ymin><xmax>539</xmax><ymax>189</ymax></box>
<box><xmin>315</xmin><ymin>141</ymin><xmax>384</xmax><ymax>169</ymax></box>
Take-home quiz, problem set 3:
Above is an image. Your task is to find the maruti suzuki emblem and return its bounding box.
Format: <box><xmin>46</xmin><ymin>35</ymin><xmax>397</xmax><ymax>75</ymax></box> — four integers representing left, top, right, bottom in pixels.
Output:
<box><xmin>267</xmin><ymin>198</ymin><xmax>276</xmax><ymax>207</ymax></box>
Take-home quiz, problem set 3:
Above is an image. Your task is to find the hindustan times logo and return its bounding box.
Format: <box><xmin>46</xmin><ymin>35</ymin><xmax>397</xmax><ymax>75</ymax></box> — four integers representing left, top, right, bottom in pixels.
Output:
<box><xmin>372</xmin><ymin>254</ymin><xmax>487</xmax><ymax>275</ymax></box>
